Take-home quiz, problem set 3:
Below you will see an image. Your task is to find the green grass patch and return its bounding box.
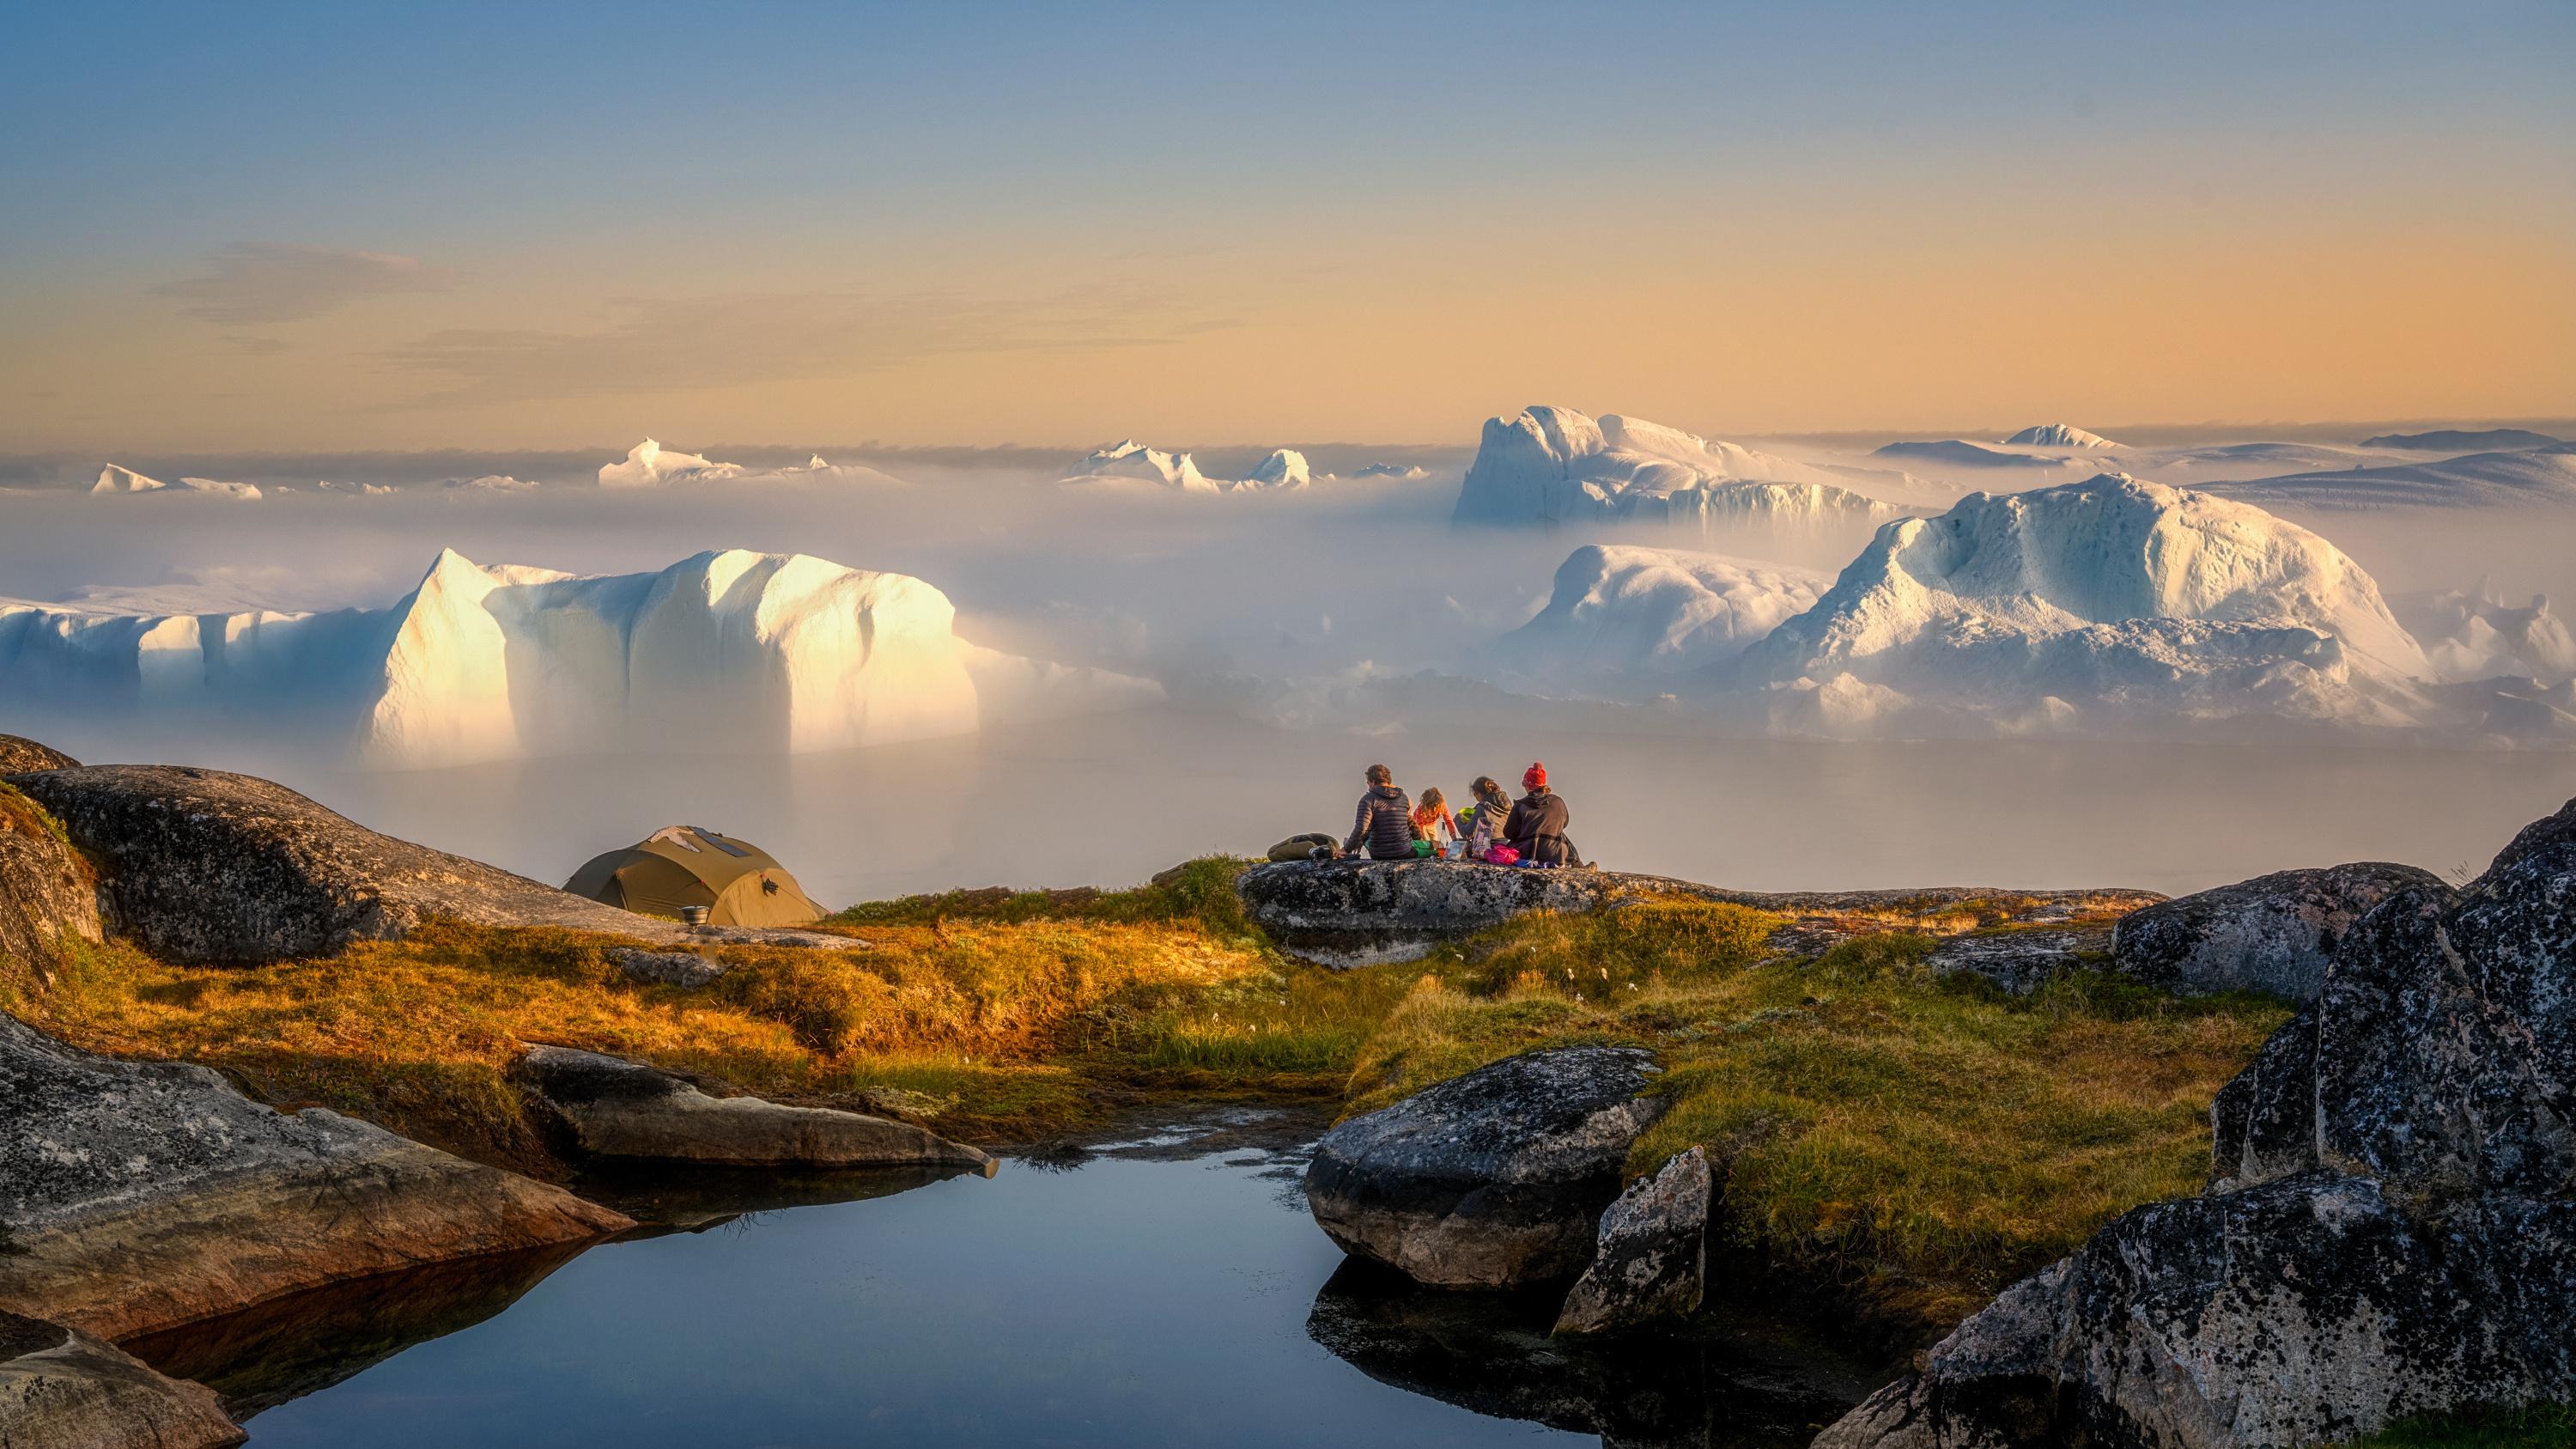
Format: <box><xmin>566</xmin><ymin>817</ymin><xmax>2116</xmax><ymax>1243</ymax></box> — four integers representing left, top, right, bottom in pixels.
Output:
<box><xmin>1335</xmin><ymin>904</ymin><xmax>2290</xmax><ymax>1332</ymax></box>
<box><xmin>2337</xmin><ymin>1403</ymin><xmax>2576</xmax><ymax>1447</ymax></box>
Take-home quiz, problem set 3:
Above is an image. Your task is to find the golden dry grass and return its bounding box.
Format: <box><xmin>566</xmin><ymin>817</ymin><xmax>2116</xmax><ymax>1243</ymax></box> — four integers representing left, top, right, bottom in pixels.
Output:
<box><xmin>1338</xmin><ymin>909</ymin><xmax>2290</xmax><ymax>1330</ymax></box>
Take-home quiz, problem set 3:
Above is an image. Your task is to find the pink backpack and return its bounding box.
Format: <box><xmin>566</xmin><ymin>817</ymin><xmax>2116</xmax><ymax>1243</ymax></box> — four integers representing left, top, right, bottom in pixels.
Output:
<box><xmin>1484</xmin><ymin>845</ymin><xmax>1520</xmax><ymax>866</ymax></box>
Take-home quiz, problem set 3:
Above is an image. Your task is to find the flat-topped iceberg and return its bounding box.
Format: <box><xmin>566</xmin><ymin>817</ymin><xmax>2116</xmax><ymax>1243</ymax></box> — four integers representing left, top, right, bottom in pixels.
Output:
<box><xmin>0</xmin><ymin>549</ymin><xmax>1158</xmax><ymax>768</ymax></box>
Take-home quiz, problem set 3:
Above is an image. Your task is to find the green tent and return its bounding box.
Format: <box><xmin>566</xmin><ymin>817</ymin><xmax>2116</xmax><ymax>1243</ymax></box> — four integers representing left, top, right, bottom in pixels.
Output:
<box><xmin>563</xmin><ymin>825</ymin><xmax>827</xmax><ymax>928</ymax></box>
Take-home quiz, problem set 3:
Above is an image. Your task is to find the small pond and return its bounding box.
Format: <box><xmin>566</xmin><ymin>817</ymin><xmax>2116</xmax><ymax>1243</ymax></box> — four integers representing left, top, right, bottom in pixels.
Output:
<box><xmin>129</xmin><ymin>1108</ymin><xmax>1886</xmax><ymax>1447</ymax></box>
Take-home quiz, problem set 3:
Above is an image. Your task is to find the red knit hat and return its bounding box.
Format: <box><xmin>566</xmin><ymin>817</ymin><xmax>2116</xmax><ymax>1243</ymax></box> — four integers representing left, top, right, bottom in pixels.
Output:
<box><xmin>1522</xmin><ymin>762</ymin><xmax>1547</xmax><ymax>790</ymax></box>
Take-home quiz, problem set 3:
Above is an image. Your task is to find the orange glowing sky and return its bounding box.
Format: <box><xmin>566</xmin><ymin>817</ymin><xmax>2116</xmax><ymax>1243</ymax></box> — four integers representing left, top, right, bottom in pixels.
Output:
<box><xmin>3</xmin><ymin>3</ymin><xmax>2568</xmax><ymax>453</ymax></box>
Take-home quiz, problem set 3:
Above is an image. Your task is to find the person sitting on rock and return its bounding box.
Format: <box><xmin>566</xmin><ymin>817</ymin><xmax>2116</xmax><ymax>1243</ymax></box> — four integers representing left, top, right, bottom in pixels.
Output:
<box><xmin>1465</xmin><ymin>776</ymin><xmax>1515</xmax><ymax>860</ymax></box>
<box><xmin>1412</xmin><ymin>787</ymin><xmax>1458</xmax><ymax>858</ymax></box>
<box><xmin>1504</xmin><ymin>762</ymin><xmax>1582</xmax><ymax>868</ymax></box>
<box><xmin>1345</xmin><ymin>764</ymin><xmax>1416</xmax><ymax>860</ymax></box>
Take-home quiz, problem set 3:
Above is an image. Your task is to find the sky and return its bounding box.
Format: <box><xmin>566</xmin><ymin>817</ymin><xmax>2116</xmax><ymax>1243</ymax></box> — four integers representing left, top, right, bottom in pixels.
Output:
<box><xmin>3</xmin><ymin>0</ymin><xmax>2570</xmax><ymax>454</ymax></box>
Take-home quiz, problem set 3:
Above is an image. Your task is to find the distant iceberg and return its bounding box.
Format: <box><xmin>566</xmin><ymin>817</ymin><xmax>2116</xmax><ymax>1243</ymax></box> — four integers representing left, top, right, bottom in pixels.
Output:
<box><xmin>1061</xmin><ymin>440</ymin><xmax>1310</xmax><ymax>494</ymax></box>
<box><xmin>2002</xmin><ymin>423</ymin><xmax>2121</xmax><ymax>449</ymax></box>
<box><xmin>1491</xmin><ymin>545</ymin><xmax>1825</xmax><ymax>690</ymax></box>
<box><xmin>0</xmin><ymin>549</ymin><xmax>1160</xmax><ymax>768</ymax></box>
<box><xmin>90</xmin><ymin>465</ymin><xmax>262</xmax><ymax>500</ymax></box>
<box><xmin>597</xmin><ymin>438</ymin><xmax>748</xmax><ymax>488</ymax></box>
<box><xmin>1453</xmin><ymin>405</ymin><xmax>1910</xmax><ymax>532</ymax></box>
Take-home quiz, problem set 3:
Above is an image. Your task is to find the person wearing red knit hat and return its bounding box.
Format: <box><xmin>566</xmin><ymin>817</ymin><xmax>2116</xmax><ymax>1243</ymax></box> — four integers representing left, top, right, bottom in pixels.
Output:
<box><xmin>1502</xmin><ymin>760</ymin><xmax>1581</xmax><ymax>868</ymax></box>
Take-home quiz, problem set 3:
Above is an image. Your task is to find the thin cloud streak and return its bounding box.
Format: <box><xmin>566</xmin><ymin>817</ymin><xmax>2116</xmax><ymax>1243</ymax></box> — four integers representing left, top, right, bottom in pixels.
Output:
<box><xmin>150</xmin><ymin>242</ymin><xmax>455</xmax><ymax>326</ymax></box>
<box><xmin>379</xmin><ymin>284</ymin><xmax>1235</xmax><ymax>405</ymax></box>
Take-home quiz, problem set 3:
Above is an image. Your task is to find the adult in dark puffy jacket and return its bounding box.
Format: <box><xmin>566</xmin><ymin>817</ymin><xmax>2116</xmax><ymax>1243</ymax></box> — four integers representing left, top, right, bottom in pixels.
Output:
<box><xmin>1504</xmin><ymin>761</ymin><xmax>1582</xmax><ymax>867</ymax></box>
<box><xmin>1345</xmin><ymin>764</ymin><xmax>1417</xmax><ymax>860</ymax></box>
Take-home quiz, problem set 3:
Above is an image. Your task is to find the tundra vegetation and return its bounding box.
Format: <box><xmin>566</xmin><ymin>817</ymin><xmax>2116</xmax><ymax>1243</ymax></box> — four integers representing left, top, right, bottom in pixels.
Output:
<box><xmin>1</xmin><ymin>850</ymin><xmax>2287</xmax><ymax>1336</ymax></box>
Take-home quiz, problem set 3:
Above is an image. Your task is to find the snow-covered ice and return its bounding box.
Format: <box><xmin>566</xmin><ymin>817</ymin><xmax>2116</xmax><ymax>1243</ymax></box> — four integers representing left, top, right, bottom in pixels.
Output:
<box><xmin>1490</xmin><ymin>545</ymin><xmax>1825</xmax><ymax>690</ymax></box>
<box><xmin>2201</xmin><ymin>445</ymin><xmax>2576</xmax><ymax>511</ymax></box>
<box><xmin>597</xmin><ymin>438</ymin><xmax>750</xmax><ymax>488</ymax></box>
<box><xmin>1452</xmin><ymin>405</ymin><xmax>1909</xmax><ymax>531</ymax></box>
<box><xmin>2002</xmin><ymin>423</ymin><xmax>2121</xmax><ymax>449</ymax></box>
<box><xmin>89</xmin><ymin>465</ymin><xmax>262</xmax><ymax>500</ymax></box>
<box><xmin>1060</xmin><ymin>440</ymin><xmax>1309</xmax><ymax>493</ymax></box>
<box><xmin>0</xmin><ymin>548</ymin><xmax>1159</xmax><ymax>768</ymax></box>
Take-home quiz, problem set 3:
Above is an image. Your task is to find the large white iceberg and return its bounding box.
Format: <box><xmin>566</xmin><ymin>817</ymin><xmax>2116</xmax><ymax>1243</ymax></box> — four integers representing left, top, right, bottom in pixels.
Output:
<box><xmin>1452</xmin><ymin>405</ymin><xmax>1909</xmax><ymax>531</ymax></box>
<box><xmin>1060</xmin><ymin>440</ymin><xmax>1310</xmax><ymax>494</ymax></box>
<box><xmin>1492</xmin><ymin>545</ymin><xmax>1825</xmax><ymax>691</ymax></box>
<box><xmin>0</xmin><ymin>548</ymin><xmax>1159</xmax><ymax>768</ymax></box>
<box><xmin>1723</xmin><ymin>473</ymin><xmax>2458</xmax><ymax>736</ymax></box>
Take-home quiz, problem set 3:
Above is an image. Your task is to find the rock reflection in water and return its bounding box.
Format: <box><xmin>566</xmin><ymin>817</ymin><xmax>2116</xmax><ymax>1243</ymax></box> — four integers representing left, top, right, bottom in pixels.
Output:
<box><xmin>569</xmin><ymin>1159</ymin><xmax>990</xmax><ymax>1234</ymax></box>
<box><xmin>124</xmin><ymin>1241</ymin><xmax>591</xmax><ymax>1418</ymax></box>
<box><xmin>1305</xmin><ymin>1259</ymin><xmax>1883</xmax><ymax>1449</ymax></box>
<box><xmin>124</xmin><ymin>1160</ymin><xmax>975</xmax><ymax>1420</ymax></box>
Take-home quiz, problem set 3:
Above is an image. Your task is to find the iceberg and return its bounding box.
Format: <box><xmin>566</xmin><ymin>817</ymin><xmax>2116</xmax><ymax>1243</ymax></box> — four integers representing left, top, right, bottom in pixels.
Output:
<box><xmin>2202</xmin><ymin>445</ymin><xmax>2576</xmax><ymax>511</ymax></box>
<box><xmin>1724</xmin><ymin>474</ymin><xmax>2451</xmax><ymax>736</ymax></box>
<box><xmin>1491</xmin><ymin>545</ymin><xmax>1825</xmax><ymax>691</ymax></box>
<box><xmin>2002</xmin><ymin>423</ymin><xmax>2121</xmax><ymax>449</ymax></box>
<box><xmin>1348</xmin><ymin>462</ymin><xmax>1431</xmax><ymax>481</ymax></box>
<box><xmin>1060</xmin><ymin>440</ymin><xmax>1309</xmax><ymax>494</ymax></box>
<box><xmin>1452</xmin><ymin>406</ymin><xmax>1908</xmax><ymax>531</ymax></box>
<box><xmin>0</xmin><ymin>549</ymin><xmax>1160</xmax><ymax>769</ymax></box>
<box><xmin>597</xmin><ymin>438</ymin><xmax>748</xmax><ymax>488</ymax></box>
<box><xmin>90</xmin><ymin>465</ymin><xmax>261</xmax><ymax>500</ymax></box>
<box><xmin>2398</xmin><ymin>585</ymin><xmax>2576</xmax><ymax>685</ymax></box>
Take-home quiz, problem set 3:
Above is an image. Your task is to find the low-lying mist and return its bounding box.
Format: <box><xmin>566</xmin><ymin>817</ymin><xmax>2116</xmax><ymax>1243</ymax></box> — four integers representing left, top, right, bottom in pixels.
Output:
<box><xmin>4</xmin><ymin>444</ymin><xmax>2571</xmax><ymax>899</ymax></box>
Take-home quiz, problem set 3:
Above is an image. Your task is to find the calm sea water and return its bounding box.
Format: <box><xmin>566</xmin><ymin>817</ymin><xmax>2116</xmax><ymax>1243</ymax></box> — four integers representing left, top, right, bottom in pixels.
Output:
<box><xmin>128</xmin><ymin>1111</ymin><xmax>1876</xmax><ymax>1448</ymax></box>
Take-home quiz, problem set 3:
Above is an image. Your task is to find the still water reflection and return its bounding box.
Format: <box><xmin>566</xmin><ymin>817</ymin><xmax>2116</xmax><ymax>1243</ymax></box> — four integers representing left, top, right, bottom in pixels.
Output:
<box><xmin>131</xmin><ymin>1110</ymin><xmax>1882</xmax><ymax>1447</ymax></box>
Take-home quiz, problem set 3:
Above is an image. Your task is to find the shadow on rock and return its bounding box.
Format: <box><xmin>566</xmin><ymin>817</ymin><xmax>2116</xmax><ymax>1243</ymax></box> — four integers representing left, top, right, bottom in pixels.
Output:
<box><xmin>123</xmin><ymin>1240</ymin><xmax>589</xmax><ymax>1420</ymax></box>
<box><xmin>1304</xmin><ymin>1259</ymin><xmax>1883</xmax><ymax>1449</ymax></box>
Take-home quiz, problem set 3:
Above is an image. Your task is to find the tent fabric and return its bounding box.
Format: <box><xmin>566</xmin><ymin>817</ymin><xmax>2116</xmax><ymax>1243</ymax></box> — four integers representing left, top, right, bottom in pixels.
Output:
<box><xmin>563</xmin><ymin>825</ymin><xmax>826</xmax><ymax>927</ymax></box>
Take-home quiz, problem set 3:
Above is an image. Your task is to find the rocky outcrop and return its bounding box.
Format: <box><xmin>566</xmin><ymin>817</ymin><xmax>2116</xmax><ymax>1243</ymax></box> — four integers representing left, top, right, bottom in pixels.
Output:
<box><xmin>2110</xmin><ymin>861</ymin><xmax>2441</xmax><ymax>1002</ymax></box>
<box><xmin>6</xmin><ymin>764</ymin><xmax>728</xmax><ymax>964</ymax></box>
<box><xmin>0</xmin><ymin>1311</ymin><xmax>245</xmax><ymax>1449</ymax></box>
<box><xmin>0</xmin><ymin>736</ymin><xmax>76</xmax><ymax>774</ymax></box>
<box><xmin>1305</xmin><ymin>1046</ymin><xmax>1667</xmax><ymax>1288</ymax></box>
<box><xmin>1819</xmin><ymin>797</ymin><xmax>2576</xmax><ymax>1448</ymax></box>
<box><xmin>1240</xmin><ymin>858</ymin><xmax>2162</xmax><ymax>970</ymax></box>
<box><xmin>510</xmin><ymin>1045</ymin><xmax>992</xmax><ymax>1171</ymax></box>
<box><xmin>1240</xmin><ymin>860</ymin><xmax>1620</xmax><ymax>968</ymax></box>
<box><xmin>1552</xmin><ymin>1146</ymin><xmax>1711</xmax><ymax>1336</ymax></box>
<box><xmin>607</xmin><ymin>946</ymin><xmax>728</xmax><ymax>988</ymax></box>
<box><xmin>0</xmin><ymin>784</ymin><xmax>100</xmax><ymax>983</ymax></box>
<box><xmin>0</xmin><ymin>1015</ymin><xmax>633</xmax><ymax>1341</ymax></box>
<box><xmin>1923</xmin><ymin>925</ymin><xmax>2111</xmax><ymax>995</ymax></box>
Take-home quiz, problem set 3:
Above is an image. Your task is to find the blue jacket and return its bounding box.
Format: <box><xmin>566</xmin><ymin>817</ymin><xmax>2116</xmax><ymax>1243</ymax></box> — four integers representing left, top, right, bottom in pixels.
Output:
<box><xmin>1346</xmin><ymin>784</ymin><xmax>1415</xmax><ymax>859</ymax></box>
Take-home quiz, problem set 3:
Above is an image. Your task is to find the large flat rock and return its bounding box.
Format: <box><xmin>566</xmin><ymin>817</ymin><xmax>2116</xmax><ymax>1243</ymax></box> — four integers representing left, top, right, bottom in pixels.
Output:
<box><xmin>0</xmin><ymin>1014</ymin><xmax>632</xmax><ymax>1341</ymax></box>
<box><xmin>2</xmin><ymin>764</ymin><xmax>816</xmax><ymax>964</ymax></box>
<box><xmin>511</xmin><ymin>1045</ymin><xmax>993</xmax><ymax>1171</ymax></box>
<box><xmin>1240</xmin><ymin>858</ymin><xmax>2161</xmax><ymax>970</ymax></box>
